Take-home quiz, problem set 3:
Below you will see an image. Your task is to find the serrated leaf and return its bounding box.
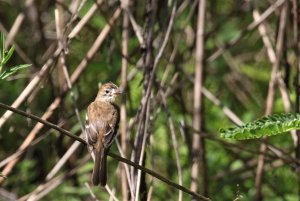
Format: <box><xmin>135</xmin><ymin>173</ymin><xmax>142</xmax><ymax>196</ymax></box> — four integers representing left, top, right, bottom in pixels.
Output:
<box><xmin>0</xmin><ymin>64</ymin><xmax>31</xmax><ymax>79</ymax></box>
<box><xmin>2</xmin><ymin>45</ymin><xmax>15</xmax><ymax>65</ymax></box>
<box><xmin>220</xmin><ymin>113</ymin><xmax>300</xmax><ymax>140</ymax></box>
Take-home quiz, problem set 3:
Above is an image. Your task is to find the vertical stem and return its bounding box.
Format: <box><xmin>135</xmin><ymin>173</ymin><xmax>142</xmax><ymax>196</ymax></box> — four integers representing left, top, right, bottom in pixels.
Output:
<box><xmin>56</xmin><ymin>0</ymin><xmax>67</xmax><ymax>93</ymax></box>
<box><xmin>254</xmin><ymin>2</ymin><xmax>287</xmax><ymax>200</ymax></box>
<box><xmin>131</xmin><ymin>0</ymin><xmax>155</xmax><ymax>199</ymax></box>
<box><xmin>121</xmin><ymin>0</ymin><xmax>129</xmax><ymax>199</ymax></box>
<box><xmin>191</xmin><ymin>0</ymin><xmax>207</xmax><ymax>197</ymax></box>
<box><xmin>293</xmin><ymin>0</ymin><xmax>300</xmax><ymax>198</ymax></box>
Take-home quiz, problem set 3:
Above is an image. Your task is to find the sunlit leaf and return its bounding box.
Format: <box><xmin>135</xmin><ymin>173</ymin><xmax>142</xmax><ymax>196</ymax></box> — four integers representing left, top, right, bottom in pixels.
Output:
<box><xmin>220</xmin><ymin>113</ymin><xmax>300</xmax><ymax>140</ymax></box>
<box><xmin>0</xmin><ymin>64</ymin><xmax>31</xmax><ymax>79</ymax></box>
<box><xmin>2</xmin><ymin>45</ymin><xmax>15</xmax><ymax>65</ymax></box>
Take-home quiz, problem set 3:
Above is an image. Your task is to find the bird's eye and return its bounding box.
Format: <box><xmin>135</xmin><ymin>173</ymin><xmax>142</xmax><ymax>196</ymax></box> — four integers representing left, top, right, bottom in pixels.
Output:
<box><xmin>105</xmin><ymin>89</ymin><xmax>110</xmax><ymax>94</ymax></box>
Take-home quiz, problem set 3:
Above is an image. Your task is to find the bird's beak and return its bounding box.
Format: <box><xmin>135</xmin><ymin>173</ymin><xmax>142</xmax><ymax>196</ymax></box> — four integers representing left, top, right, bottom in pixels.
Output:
<box><xmin>113</xmin><ymin>88</ymin><xmax>124</xmax><ymax>95</ymax></box>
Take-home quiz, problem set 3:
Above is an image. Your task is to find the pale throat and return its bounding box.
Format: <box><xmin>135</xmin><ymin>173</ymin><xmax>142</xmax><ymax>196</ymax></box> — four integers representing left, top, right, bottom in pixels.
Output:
<box><xmin>96</xmin><ymin>95</ymin><xmax>116</xmax><ymax>103</ymax></box>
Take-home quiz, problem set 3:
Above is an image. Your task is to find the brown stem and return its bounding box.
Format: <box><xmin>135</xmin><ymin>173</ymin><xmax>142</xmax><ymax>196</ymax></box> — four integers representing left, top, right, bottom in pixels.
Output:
<box><xmin>121</xmin><ymin>0</ymin><xmax>130</xmax><ymax>199</ymax></box>
<box><xmin>0</xmin><ymin>102</ymin><xmax>210</xmax><ymax>201</ymax></box>
<box><xmin>0</xmin><ymin>102</ymin><xmax>86</xmax><ymax>144</ymax></box>
<box><xmin>191</xmin><ymin>0</ymin><xmax>207</xmax><ymax>197</ymax></box>
<box><xmin>109</xmin><ymin>152</ymin><xmax>210</xmax><ymax>201</ymax></box>
<box><xmin>292</xmin><ymin>0</ymin><xmax>300</xmax><ymax>198</ymax></box>
<box><xmin>0</xmin><ymin>8</ymin><xmax>122</xmax><ymax>185</ymax></box>
<box><xmin>254</xmin><ymin>2</ymin><xmax>288</xmax><ymax>200</ymax></box>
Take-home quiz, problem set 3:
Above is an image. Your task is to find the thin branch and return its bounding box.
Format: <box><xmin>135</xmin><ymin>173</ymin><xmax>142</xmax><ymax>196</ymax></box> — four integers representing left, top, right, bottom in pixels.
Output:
<box><xmin>67</xmin><ymin>0</ymin><xmax>104</xmax><ymax>40</ymax></box>
<box><xmin>133</xmin><ymin>3</ymin><xmax>177</xmax><ymax>198</ymax></box>
<box><xmin>191</xmin><ymin>0</ymin><xmax>207</xmax><ymax>196</ymax></box>
<box><xmin>0</xmin><ymin>48</ymin><xmax>59</xmax><ymax>128</ymax></box>
<box><xmin>0</xmin><ymin>102</ymin><xmax>86</xmax><ymax>144</ymax></box>
<box><xmin>4</xmin><ymin>0</ymin><xmax>34</xmax><ymax>48</ymax></box>
<box><xmin>120</xmin><ymin>0</ymin><xmax>130</xmax><ymax>199</ymax></box>
<box><xmin>109</xmin><ymin>152</ymin><xmax>210</xmax><ymax>201</ymax></box>
<box><xmin>0</xmin><ymin>102</ymin><xmax>209</xmax><ymax>201</ymax></box>
<box><xmin>0</xmin><ymin>120</ymin><xmax>67</xmax><ymax>168</ymax></box>
<box><xmin>139</xmin><ymin>0</ymin><xmax>177</xmax><ymax>117</ymax></box>
<box><xmin>44</xmin><ymin>7</ymin><xmax>87</xmax><ymax>182</ymax></box>
<box><xmin>293</xmin><ymin>0</ymin><xmax>300</xmax><ymax>197</ymax></box>
<box><xmin>207</xmin><ymin>0</ymin><xmax>286</xmax><ymax>63</ymax></box>
<box><xmin>18</xmin><ymin>156</ymin><xmax>90</xmax><ymax>201</ymax></box>
<box><xmin>159</xmin><ymin>90</ymin><xmax>183</xmax><ymax>201</ymax></box>
<box><xmin>105</xmin><ymin>185</ymin><xmax>120</xmax><ymax>201</ymax></box>
<box><xmin>254</xmin><ymin>2</ymin><xmax>288</xmax><ymax>200</ymax></box>
<box><xmin>0</xmin><ymin>22</ymin><xmax>34</xmax><ymax>66</ymax></box>
<box><xmin>46</xmin><ymin>140</ymin><xmax>82</xmax><ymax>180</ymax></box>
<box><xmin>84</xmin><ymin>182</ymin><xmax>99</xmax><ymax>201</ymax></box>
<box><xmin>116</xmin><ymin>139</ymin><xmax>135</xmax><ymax>200</ymax></box>
<box><xmin>0</xmin><ymin>0</ymin><xmax>105</xmax><ymax>129</ymax></box>
<box><xmin>0</xmin><ymin>7</ymin><xmax>122</xmax><ymax>184</ymax></box>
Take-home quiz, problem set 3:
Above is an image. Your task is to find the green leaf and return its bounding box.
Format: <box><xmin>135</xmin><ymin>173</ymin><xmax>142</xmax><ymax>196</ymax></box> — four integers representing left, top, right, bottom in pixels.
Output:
<box><xmin>220</xmin><ymin>113</ymin><xmax>300</xmax><ymax>140</ymax></box>
<box><xmin>2</xmin><ymin>45</ymin><xmax>15</xmax><ymax>65</ymax></box>
<box><xmin>0</xmin><ymin>64</ymin><xmax>31</xmax><ymax>80</ymax></box>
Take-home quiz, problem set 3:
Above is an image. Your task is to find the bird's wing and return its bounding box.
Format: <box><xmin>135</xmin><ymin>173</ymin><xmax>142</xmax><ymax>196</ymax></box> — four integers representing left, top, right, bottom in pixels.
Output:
<box><xmin>103</xmin><ymin>126</ymin><xmax>116</xmax><ymax>148</ymax></box>
<box><xmin>85</xmin><ymin>119</ymin><xmax>107</xmax><ymax>145</ymax></box>
<box><xmin>103</xmin><ymin>105</ymin><xmax>119</xmax><ymax>148</ymax></box>
<box><xmin>85</xmin><ymin>102</ymin><xmax>117</xmax><ymax>148</ymax></box>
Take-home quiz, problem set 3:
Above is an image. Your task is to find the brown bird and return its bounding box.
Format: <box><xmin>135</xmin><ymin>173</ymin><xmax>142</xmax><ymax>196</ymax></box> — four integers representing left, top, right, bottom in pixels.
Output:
<box><xmin>85</xmin><ymin>82</ymin><xmax>122</xmax><ymax>186</ymax></box>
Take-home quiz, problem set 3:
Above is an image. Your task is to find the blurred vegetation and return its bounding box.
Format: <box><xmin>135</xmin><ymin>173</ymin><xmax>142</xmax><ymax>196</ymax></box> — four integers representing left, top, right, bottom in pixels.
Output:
<box><xmin>0</xmin><ymin>0</ymin><xmax>298</xmax><ymax>200</ymax></box>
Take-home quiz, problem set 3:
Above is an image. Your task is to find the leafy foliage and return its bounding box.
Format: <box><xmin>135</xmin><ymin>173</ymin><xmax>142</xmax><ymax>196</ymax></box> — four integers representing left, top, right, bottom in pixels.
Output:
<box><xmin>0</xmin><ymin>64</ymin><xmax>31</xmax><ymax>79</ymax></box>
<box><xmin>0</xmin><ymin>32</ymin><xmax>30</xmax><ymax>80</ymax></box>
<box><xmin>0</xmin><ymin>1</ymin><xmax>299</xmax><ymax>200</ymax></box>
<box><xmin>220</xmin><ymin>113</ymin><xmax>300</xmax><ymax>140</ymax></box>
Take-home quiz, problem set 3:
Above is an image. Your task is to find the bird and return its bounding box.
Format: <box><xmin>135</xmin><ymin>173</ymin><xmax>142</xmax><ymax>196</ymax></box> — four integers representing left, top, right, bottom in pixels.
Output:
<box><xmin>85</xmin><ymin>82</ymin><xmax>122</xmax><ymax>186</ymax></box>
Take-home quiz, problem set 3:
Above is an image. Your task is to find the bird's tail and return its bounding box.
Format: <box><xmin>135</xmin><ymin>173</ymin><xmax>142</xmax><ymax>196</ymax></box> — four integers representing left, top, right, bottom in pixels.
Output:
<box><xmin>92</xmin><ymin>145</ymin><xmax>107</xmax><ymax>186</ymax></box>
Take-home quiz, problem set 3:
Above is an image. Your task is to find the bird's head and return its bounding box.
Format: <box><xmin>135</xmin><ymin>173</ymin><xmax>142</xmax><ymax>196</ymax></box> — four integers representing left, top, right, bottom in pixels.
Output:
<box><xmin>96</xmin><ymin>82</ymin><xmax>122</xmax><ymax>103</ymax></box>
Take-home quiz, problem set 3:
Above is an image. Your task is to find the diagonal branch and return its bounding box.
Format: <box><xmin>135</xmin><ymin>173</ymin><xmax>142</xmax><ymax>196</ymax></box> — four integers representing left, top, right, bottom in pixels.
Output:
<box><xmin>0</xmin><ymin>102</ymin><xmax>86</xmax><ymax>144</ymax></box>
<box><xmin>0</xmin><ymin>101</ymin><xmax>210</xmax><ymax>201</ymax></box>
